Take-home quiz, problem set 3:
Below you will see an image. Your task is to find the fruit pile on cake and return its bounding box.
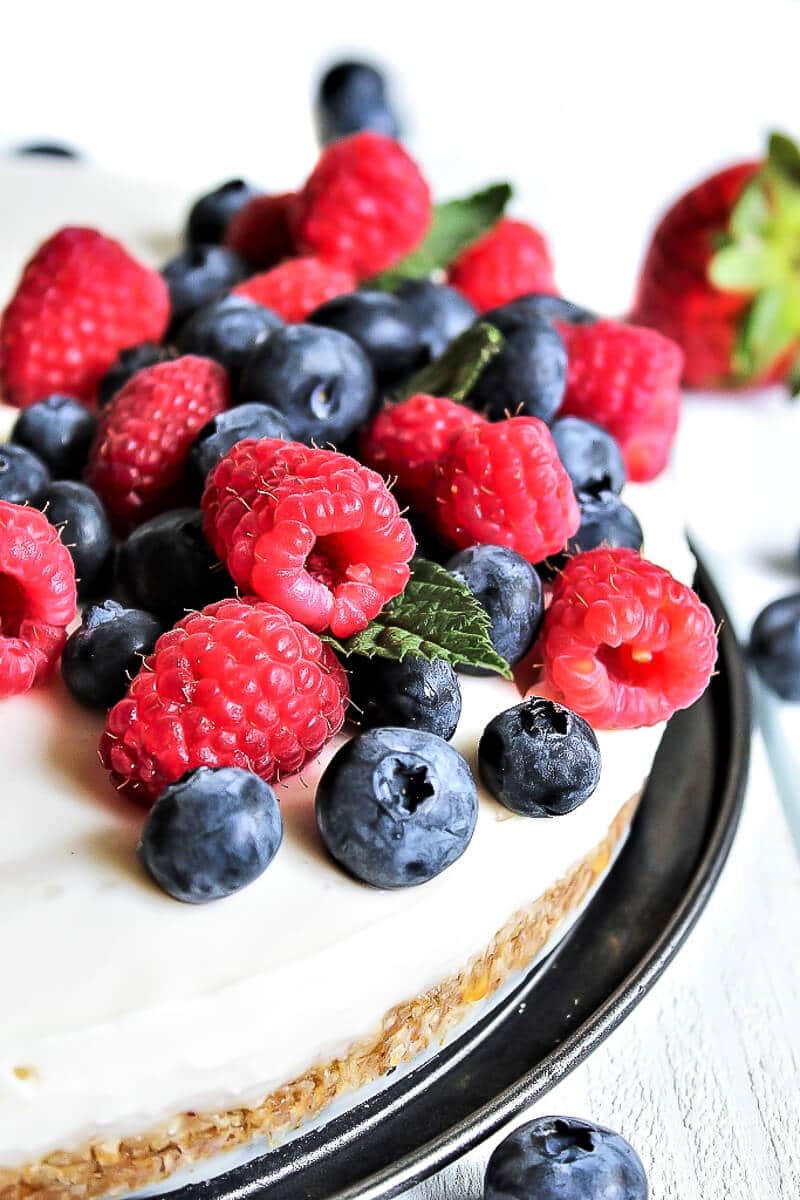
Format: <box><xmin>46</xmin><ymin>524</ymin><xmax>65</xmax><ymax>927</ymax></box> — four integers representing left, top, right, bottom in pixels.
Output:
<box><xmin>0</xmin><ymin>123</ymin><xmax>718</xmax><ymax>1198</ymax></box>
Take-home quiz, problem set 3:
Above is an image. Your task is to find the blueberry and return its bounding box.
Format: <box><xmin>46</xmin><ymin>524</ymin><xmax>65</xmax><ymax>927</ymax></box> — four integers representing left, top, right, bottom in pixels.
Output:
<box><xmin>484</xmin><ymin>1115</ymin><xmax>648</xmax><ymax>1200</ymax></box>
<box><xmin>15</xmin><ymin>141</ymin><xmax>80</xmax><ymax>160</ymax></box>
<box><xmin>315</xmin><ymin>60</ymin><xmax>399</xmax><ymax>145</ymax></box>
<box><xmin>484</xmin><ymin>293</ymin><xmax>596</xmax><ymax>331</ymax></box>
<box><xmin>348</xmin><ymin>656</ymin><xmax>462</xmax><ymax>740</ymax></box>
<box><xmin>479</xmin><ymin>698</ymin><xmax>601</xmax><ymax>817</ymax></box>
<box><xmin>189</xmin><ymin>404</ymin><xmax>291</xmax><ymax>488</ymax></box>
<box><xmin>394</xmin><ymin>279</ymin><xmax>477</xmax><ymax>362</ymax></box>
<box><xmin>11</xmin><ymin>395</ymin><xmax>96</xmax><ymax>478</ymax></box>
<box><xmin>750</xmin><ymin>592</ymin><xmax>800</xmax><ymax>701</ymax></box>
<box><xmin>0</xmin><ymin>443</ymin><xmax>50</xmax><ymax>505</ymax></box>
<box><xmin>567</xmin><ymin>490</ymin><xmax>643</xmax><ymax>555</ymax></box>
<box><xmin>62</xmin><ymin>600</ymin><xmax>162</xmax><ymax>709</ymax></box>
<box><xmin>176</xmin><ymin>294</ymin><xmax>283</xmax><ymax>388</ymax></box>
<box><xmin>98</xmin><ymin>343</ymin><xmax>175</xmax><ymax>408</ymax></box>
<box><xmin>551</xmin><ymin>416</ymin><xmax>626</xmax><ymax>496</ymax></box>
<box><xmin>316</xmin><ymin>727</ymin><xmax>477</xmax><ymax>888</ymax></box>
<box><xmin>185</xmin><ymin>179</ymin><xmax>260</xmax><ymax>247</ymax></box>
<box><xmin>308</xmin><ymin>291</ymin><xmax>423</xmax><ymax>382</ymax></box>
<box><xmin>446</xmin><ymin>545</ymin><xmax>543</xmax><ymax>672</ymax></box>
<box><xmin>116</xmin><ymin>508</ymin><xmax>233</xmax><ymax>625</ymax></box>
<box><xmin>138</xmin><ymin>767</ymin><xmax>282</xmax><ymax>903</ymax></box>
<box><xmin>467</xmin><ymin>316</ymin><xmax>566</xmax><ymax>423</ymax></box>
<box><xmin>161</xmin><ymin>245</ymin><xmax>249</xmax><ymax>329</ymax></box>
<box><xmin>41</xmin><ymin>481</ymin><xmax>113</xmax><ymax>600</ymax></box>
<box><xmin>238</xmin><ymin>324</ymin><xmax>376</xmax><ymax>445</ymax></box>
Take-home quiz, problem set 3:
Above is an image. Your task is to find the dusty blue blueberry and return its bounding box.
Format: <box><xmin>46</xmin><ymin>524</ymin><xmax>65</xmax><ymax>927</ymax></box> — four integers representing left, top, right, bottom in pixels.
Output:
<box><xmin>483</xmin><ymin>293</ymin><xmax>595</xmax><ymax>332</ymax></box>
<box><xmin>315</xmin><ymin>61</ymin><xmax>399</xmax><ymax>144</ymax></box>
<box><xmin>185</xmin><ymin>179</ymin><xmax>260</xmax><ymax>247</ymax></box>
<box><xmin>0</xmin><ymin>443</ymin><xmax>50</xmax><ymax>505</ymax></box>
<box><xmin>189</xmin><ymin>403</ymin><xmax>291</xmax><ymax>487</ymax></box>
<box><xmin>177</xmin><ymin>294</ymin><xmax>283</xmax><ymax>388</ymax></box>
<box><xmin>568</xmin><ymin>490</ymin><xmax>643</xmax><ymax>554</ymax></box>
<box><xmin>446</xmin><ymin>544</ymin><xmax>543</xmax><ymax>673</ymax></box>
<box><xmin>161</xmin><ymin>245</ymin><xmax>248</xmax><ymax>329</ymax></box>
<box><xmin>12</xmin><ymin>394</ymin><xmax>96</xmax><ymax>478</ymax></box>
<box><xmin>308</xmin><ymin>291</ymin><xmax>423</xmax><ymax>381</ymax></box>
<box><xmin>750</xmin><ymin>593</ymin><xmax>800</xmax><ymax>701</ymax></box>
<box><xmin>347</xmin><ymin>656</ymin><xmax>462</xmax><ymax>740</ymax></box>
<box><xmin>551</xmin><ymin>416</ymin><xmax>626</xmax><ymax>496</ymax></box>
<box><xmin>467</xmin><ymin>315</ymin><xmax>566</xmax><ymax>423</ymax></box>
<box><xmin>40</xmin><ymin>481</ymin><xmax>113</xmax><ymax>600</ymax></box>
<box><xmin>394</xmin><ymin>279</ymin><xmax>477</xmax><ymax>361</ymax></box>
<box><xmin>62</xmin><ymin>600</ymin><xmax>162</xmax><ymax>709</ymax></box>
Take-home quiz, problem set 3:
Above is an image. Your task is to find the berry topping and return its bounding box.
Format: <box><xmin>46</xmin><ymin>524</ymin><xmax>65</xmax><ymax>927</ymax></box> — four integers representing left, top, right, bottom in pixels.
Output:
<box><xmin>540</xmin><ymin>547</ymin><xmax>717</xmax><ymax>729</ymax></box>
<box><xmin>233</xmin><ymin>256</ymin><xmax>356</xmax><ymax>323</ymax></box>
<box><xmin>176</xmin><ymin>294</ymin><xmax>283</xmax><ymax>387</ymax></box>
<box><xmin>97</xmin><ymin>342</ymin><xmax>175</xmax><ymax>409</ymax></box>
<box><xmin>446</xmin><ymin>544</ymin><xmax>543</xmax><ymax>671</ymax></box>
<box><xmin>749</xmin><ymin>593</ymin><xmax>800</xmax><ymax>701</ymax></box>
<box><xmin>566</xmin><ymin>490</ymin><xmax>644</xmax><ymax>556</ymax></box>
<box><xmin>185</xmin><ymin>179</ymin><xmax>260</xmax><ymax>247</ymax></box>
<box><xmin>550</xmin><ymin>416</ymin><xmax>626</xmax><ymax>497</ymax></box>
<box><xmin>484</xmin><ymin>293</ymin><xmax>595</xmax><ymax>330</ymax></box>
<box><xmin>348</xmin><ymin>655</ymin><xmax>462</xmax><ymax>740</ymax></box>
<box><xmin>0</xmin><ymin>443</ymin><xmax>50</xmax><ymax>506</ymax></box>
<box><xmin>99</xmin><ymin>597</ymin><xmax>349</xmax><ymax>804</ymax></box>
<box><xmin>291</xmin><ymin>132</ymin><xmax>432</xmax><ymax>278</ymax></box>
<box><xmin>394</xmin><ymin>279</ymin><xmax>477</xmax><ymax>362</ymax></box>
<box><xmin>138</xmin><ymin>766</ymin><xmax>283</xmax><ymax>903</ymax></box>
<box><xmin>224</xmin><ymin>192</ymin><xmax>297</xmax><ymax>269</ymax></box>
<box><xmin>467</xmin><ymin>314</ymin><xmax>567</xmax><ymax>424</ymax></box>
<box><xmin>11</xmin><ymin>395</ymin><xmax>96</xmax><ymax>479</ymax></box>
<box><xmin>189</xmin><ymin>403</ymin><xmax>290</xmax><ymax>488</ymax></box>
<box><xmin>161</xmin><ymin>245</ymin><xmax>248</xmax><ymax>329</ymax></box>
<box><xmin>315</xmin><ymin>60</ymin><xmax>399</xmax><ymax>145</ymax></box>
<box><xmin>40</xmin><ymin>480</ymin><xmax>113</xmax><ymax>600</ymax></box>
<box><xmin>308</xmin><ymin>290</ymin><xmax>423</xmax><ymax>381</ymax></box>
<box><xmin>316</xmin><ymin>726</ymin><xmax>477</xmax><ymax>888</ymax></box>
<box><xmin>478</xmin><ymin>698</ymin><xmax>601</xmax><ymax>817</ymax></box>
<box><xmin>0</xmin><ymin>500</ymin><xmax>77</xmax><ymax>698</ymax></box>
<box><xmin>202</xmin><ymin>439</ymin><xmax>415</xmax><ymax>638</ymax></box>
<box><xmin>61</xmin><ymin>600</ymin><xmax>162</xmax><ymax>710</ymax></box>
<box><xmin>447</xmin><ymin>218</ymin><xmax>557</xmax><ymax>312</ymax></box>
<box><xmin>0</xmin><ymin>227</ymin><xmax>170</xmax><ymax>408</ymax></box>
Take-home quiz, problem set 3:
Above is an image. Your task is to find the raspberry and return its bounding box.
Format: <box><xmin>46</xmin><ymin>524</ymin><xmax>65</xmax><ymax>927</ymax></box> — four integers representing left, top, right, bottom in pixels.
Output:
<box><xmin>99</xmin><ymin>597</ymin><xmax>348</xmax><ymax>804</ymax></box>
<box><xmin>0</xmin><ymin>500</ymin><xmax>77</xmax><ymax>697</ymax></box>
<box><xmin>85</xmin><ymin>356</ymin><xmax>229</xmax><ymax>533</ymax></box>
<box><xmin>540</xmin><ymin>547</ymin><xmax>717</xmax><ymax>730</ymax></box>
<box><xmin>360</xmin><ymin>393</ymin><xmax>485</xmax><ymax>508</ymax></box>
<box><xmin>202</xmin><ymin>440</ymin><xmax>415</xmax><ymax>638</ymax></box>
<box><xmin>447</xmin><ymin>219</ymin><xmax>557</xmax><ymax>312</ymax></box>
<box><xmin>224</xmin><ymin>192</ymin><xmax>297</xmax><ymax>268</ymax></box>
<box><xmin>291</xmin><ymin>132</ymin><xmax>431</xmax><ymax>278</ymax></box>
<box><xmin>0</xmin><ymin>227</ymin><xmax>169</xmax><ymax>408</ymax></box>
<box><xmin>431</xmin><ymin>417</ymin><xmax>579</xmax><ymax>562</ymax></box>
<box><xmin>558</xmin><ymin>319</ymin><xmax>683</xmax><ymax>483</ymax></box>
<box><xmin>233</xmin><ymin>257</ymin><xmax>355</xmax><ymax>323</ymax></box>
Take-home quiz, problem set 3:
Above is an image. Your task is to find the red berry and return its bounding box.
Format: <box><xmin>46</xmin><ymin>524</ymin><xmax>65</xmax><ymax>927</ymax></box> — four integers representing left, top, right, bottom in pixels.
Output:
<box><xmin>233</xmin><ymin>256</ymin><xmax>355</xmax><ymax>322</ymax></box>
<box><xmin>0</xmin><ymin>227</ymin><xmax>169</xmax><ymax>408</ymax></box>
<box><xmin>432</xmin><ymin>417</ymin><xmax>579</xmax><ymax>562</ymax></box>
<box><xmin>202</xmin><ymin>439</ymin><xmax>415</xmax><ymax>638</ymax></box>
<box><xmin>540</xmin><ymin>547</ymin><xmax>717</xmax><ymax>730</ymax></box>
<box><xmin>0</xmin><ymin>500</ymin><xmax>77</xmax><ymax>697</ymax></box>
<box><xmin>224</xmin><ymin>192</ymin><xmax>297</xmax><ymax>269</ymax></box>
<box><xmin>291</xmin><ymin>132</ymin><xmax>431</xmax><ymax>278</ymax></box>
<box><xmin>447</xmin><ymin>218</ymin><xmax>557</xmax><ymax>312</ymax></box>
<box><xmin>360</xmin><ymin>393</ymin><xmax>486</xmax><ymax>508</ymax></box>
<box><xmin>85</xmin><ymin>355</ymin><xmax>229</xmax><ymax>533</ymax></box>
<box><xmin>99</xmin><ymin>597</ymin><xmax>349</xmax><ymax>805</ymax></box>
<box><xmin>558</xmin><ymin>319</ymin><xmax>683</xmax><ymax>483</ymax></box>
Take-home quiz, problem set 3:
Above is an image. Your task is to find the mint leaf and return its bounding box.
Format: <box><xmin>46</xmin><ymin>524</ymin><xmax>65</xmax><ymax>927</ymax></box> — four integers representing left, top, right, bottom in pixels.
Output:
<box><xmin>394</xmin><ymin>322</ymin><xmax>503</xmax><ymax>403</ymax></box>
<box><xmin>369</xmin><ymin>182</ymin><xmax>512</xmax><ymax>289</ymax></box>
<box><xmin>327</xmin><ymin>557</ymin><xmax>512</xmax><ymax>679</ymax></box>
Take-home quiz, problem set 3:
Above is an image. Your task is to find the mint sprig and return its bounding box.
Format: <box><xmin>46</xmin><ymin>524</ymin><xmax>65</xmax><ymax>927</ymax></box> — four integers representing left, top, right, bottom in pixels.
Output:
<box><xmin>326</xmin><ymin>557</ymin><xmax>512</xmax><ymax>679</ymax></box>
<box><xmin>394</xmin><ymin>322</ymin><xmax>503</xmax><ymax>403</ymax></box>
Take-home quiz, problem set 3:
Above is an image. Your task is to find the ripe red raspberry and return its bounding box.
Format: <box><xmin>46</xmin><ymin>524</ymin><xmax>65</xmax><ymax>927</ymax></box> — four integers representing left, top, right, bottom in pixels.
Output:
<box><xmin>360</xmin><ymin>394</ymin><xmax>486</xmax><ymax>508</ymax></box>
<box><xmin>431</xmin><ymin>417</ymin><xmax>579</xmax><ymax>562</ymax></box>
<box><xmin>558</xmin><ymin>319</ymin><xmax>683</xmax><ymax>483</ymax></box>
<box><xmin>540</xmin><ymin>547</ymin><xmax>717</xmax><ymax>730</ymax></box>
<box><xmin>86</xmin><ymin>355</ymin><xmax>229</xmax><ymax>533</ymax></box>
<box><xmin>0</xmin><ymin>500</ymin><xmax>77</xmax><ymax>698</ymax></box>
<box><xmin>203</xmin><ymin>439</ymin><xmax>415</xmax><ymax>638</ymax></box>
<box><xmin>224</xmin><ymin>192</ymin><xmax>297</xmax><ymax>269</ymax></box>
<box><xmin>447</xmin><ymin>219</ymin><xmax>557</xmax><ymax>312</ymax></box>
<box><xmin>291</xmin><ymin>132</ymin><xmax>432</xmax><ymax>278</ymax></box>
<box><xmin>0</xmin><ymin>227</ymin><xmax>169</xmax><ymax>408</ymax></box>
<box><xmin>233</xmin><ymin>256</ymin><xmax>355</xmax><ymax>322</ymax></box>
<box><xmin>99</xmin><ymin>597</ymin><xmax>348</xmax><ymax>804</ymax></box>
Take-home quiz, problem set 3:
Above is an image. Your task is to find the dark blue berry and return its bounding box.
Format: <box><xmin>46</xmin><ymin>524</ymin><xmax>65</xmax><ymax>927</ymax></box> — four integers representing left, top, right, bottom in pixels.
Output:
<box><xmin>0</xmin><ymin>443</ymin><xmax>50</xmax><ymax>505</ymax></box>
<box><xmin>161</xmin><ymin>245</ymin><xmax>248</xmax><ymax>329</ymax></box>
<box><xmin>315</xmin><ymin>61</ymin><xmax>399</xmax><ymax>145</ymax></box>
<box><xmin>316</xmin><ymin>727</ymin><xmax>477</xmax><ymax>888</ymax></box>
<box><xmin>15</xmin><ymin>141</ymin><xmax>80</xmax><ymax>159</ymax></box>
<box><xmin>750</xmin><ymin>592</ymin><xmax>800</xmax><ymax>701</ymax></box>
<box><xmin>61</xmin><ymin>600</ymin><xmax>162</xmax><ymax>709</ymax></box>
<box><xmin>98</xmin><ymin>343</ymin><xmax>174</xmax><ymax>408</ymax></box>
<box><xmin>484</xmin><ymin>293</ymin><xmax>596</xmax><ymax>331</ymax></box>
<box><xmin>394</xmin><ymin>279</ymin><xmax>477</xmax><ymax>362</ymax></box>
<box><xmin>467</xmin><ymin>316</ymin><xmax>566</xmax><ymax>423</ymax></box>
<box><xmin>479</xmin><ymin>698</ymin><xmax>601</xmax><ymax>817</ymax></box>
<box><xmin>11</xmin><ymin>394</ymin><xmax>95</xmax><ymax>479</ymax></box>
<box><xmin>238</xmin><ymin>324</ymin><xmax>376</xmax><ymax>445</ymax></box>
<box><xmin>348</xmin><ymin>656</ymin><xmax>462</xmax><ymax>740</ymax></box>
<box><xmin>567</xmin><ymin>490</ymin><xmax>643</xmax><ymax>555</ymax></box>
<box><xmin>446</xmin><ymin>544</ymin><xmax>543</xmax><ymax>673</ymax></box>
<box><xmin>551</xmin><ymin>416</ymin><xmax>626</xmax><ymax>496</ymax></box>
<box><xmin>116</xmin><ymin>508</ymin><xmax>233</xmax><ymax>625</ymax></box>
<box><xmin>185</xmin><ymin>179</ymin><xmax>260</xmax><ymax>247</ymax></box>
<box><xmin>308</xmin><ymin>291</ymin><xmax>423</xmax><ymax>382</ymax></box>
<box><xmin>485</xmin><ymin>1116</ymin><xmax>647</xmax><ymax>1200</ymax></box>
<box><xmin>176</xmin><ymin>294</ymin><xmax>283</xmax><ymax>388</ymax></box>
<box><xmin>41</xmin><ymin>481</ymin><xmax>113</xmax><ymax>600</ymax></box>
<box><xmin>138</xmin><ymin>767</ymin><xmax>282</xmax><ymax>904</ymax></box>
<box><xmin>189</xmin><ymin>404</ymin><xmax>291</xmax><ymax>488</ymax></box>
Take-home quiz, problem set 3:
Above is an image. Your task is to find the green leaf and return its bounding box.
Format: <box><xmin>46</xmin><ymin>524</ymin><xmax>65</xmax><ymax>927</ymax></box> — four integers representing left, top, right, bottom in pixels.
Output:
<box><xmin>734</xmin><ymin>284</ymin><xmax>800</xmax><ymax>378</ymax></box>
<box><xmin>727</xmin><ymin>177</ymin><xmax>771</xmax><ymax>242</ymax></box>
<box><xmin>368</xmin><ymin>182</ymin><xmax>512</xmax><ymax>289</ymax></box>
<box><xmin>709</xmin><ymin>243</ymin><xmax>771</xmax><ymax>292</ymax></box>
<box><xmin>327</xmin><ymin>557</ymin><xmax>513</xmax><ymax>679</ymax></box>
<box><xmin>768</xmin><ymin>131</ymin><xmax>800</xmax><ymax>183</ymax></box>
<box><xmin>394</xmin><ymin>322</ymin><xmax>503</xmax><ymax>403</ymax></box>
